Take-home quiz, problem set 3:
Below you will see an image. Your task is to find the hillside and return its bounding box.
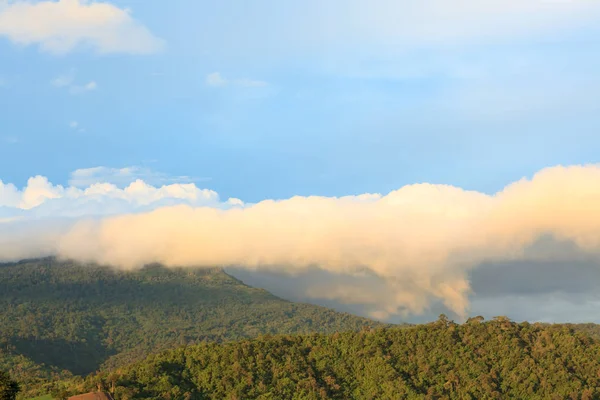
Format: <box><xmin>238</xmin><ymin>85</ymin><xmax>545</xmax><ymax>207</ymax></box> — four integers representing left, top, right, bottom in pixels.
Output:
<box><xmin>0</xmin><ymin>258</ymin><xmax>380</xmax><ymax>387</ymax></box>
<box><xmin>60</xmin><ymin>318</ymin><xmax>600</xmax><ymax>400</ymax></box>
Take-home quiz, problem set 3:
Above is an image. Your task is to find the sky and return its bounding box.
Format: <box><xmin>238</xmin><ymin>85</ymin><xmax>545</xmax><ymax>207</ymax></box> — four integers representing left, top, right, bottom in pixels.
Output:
<box><xmin>1</xmin><ymin>0</ymin><xmax>600</xmax><ymax>323</ymax></box>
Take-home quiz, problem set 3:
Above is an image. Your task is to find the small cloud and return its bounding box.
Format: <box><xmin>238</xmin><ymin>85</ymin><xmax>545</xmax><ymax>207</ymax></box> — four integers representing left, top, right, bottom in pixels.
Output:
<box><xmin>51</xmin><ymin>73</ymin><xmax>74</xmax><ymax>88</ymax></box>
<box><xmin>70</xmin><ymin>81</ymin><xmax>97</xmax><ymax>94</ymax></box>
<box><xmin>235</xmin><ymin>78</ymin><xmax>268</xmax><ymax>87</ymax></box>
<box><xmin>206</xmin><ymin>72</ymin><xmax>227</xmax><ymax>87</ymax></box>
<box><xmin>227</xmin><ymin>198</ymin><xmax>245</xmax><ymax>207</ymax></box>
<box><xmin>0</xmin><ymin>0</ymin><xmax>164</xmax><ymax>55</ymax></box>
<box><xmin>52</xmin><ymin>71</ymin><xmax>97</xmax><ymax>95</ymax></box>
<box><xmin>69</xmin><ymin>121</ymin><xmax>85</xmax><ymax>132</ymax></box>
<box><xmin>206</xmin><ymin>72</ymin><xmax>268</xmax><ymax>88</ymax></box>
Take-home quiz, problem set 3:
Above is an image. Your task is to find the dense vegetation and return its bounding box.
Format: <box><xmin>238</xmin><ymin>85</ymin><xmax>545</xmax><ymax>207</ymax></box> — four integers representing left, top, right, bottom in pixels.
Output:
<box><xmin>0</xmin><ymin>370</ymin><xmax>20</xmax><ymax>400</ymax></box>
<box><xmin>58</xmin><ymin>317</ymin><xmax>600</xmax><ymax>400</ymax></box>
<box><xmin>4</xmin><ymin>258</ymin><xmax>600</xmax><ymax>399</ymax></box>
<box><xmin>0</xmin><ymin>258</ymin><xmax>379</xmax><ymax>396</ymax></box>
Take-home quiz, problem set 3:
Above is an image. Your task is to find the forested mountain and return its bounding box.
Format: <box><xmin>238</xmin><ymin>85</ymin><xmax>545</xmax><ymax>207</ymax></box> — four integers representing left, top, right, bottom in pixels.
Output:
<box><xmin>4</xmin><ymin>258</ymin><xmax>600</xmax><ymax>400</ymax></box>
<box><xmin>55</xmin><ymin>318</ymin><xmax>600</xmax><ymax>400</ymax></box>
<box><xmin>0</xmin><ymin>258</ymin><xmax>379</xmax><ymax>394</ymax></box>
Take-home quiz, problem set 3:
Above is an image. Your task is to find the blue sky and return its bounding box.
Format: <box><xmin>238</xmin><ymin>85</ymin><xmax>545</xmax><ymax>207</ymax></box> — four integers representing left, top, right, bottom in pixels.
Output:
<box><xmin>2</xmin><ymin>1</ymin><xmax>600</xmax><ymax>322</ymax></box>
<box><xmin>1</xmin><ymin>0</ymin><xmax>600</xmax><ymax>202</ymax></box>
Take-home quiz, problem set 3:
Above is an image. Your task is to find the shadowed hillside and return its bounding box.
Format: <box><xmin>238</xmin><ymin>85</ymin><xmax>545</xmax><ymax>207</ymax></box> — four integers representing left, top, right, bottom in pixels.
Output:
<box><xmin>0</xmin><ymin>258</ymin><xmax>381</xmax><ymax>387</ymax></box>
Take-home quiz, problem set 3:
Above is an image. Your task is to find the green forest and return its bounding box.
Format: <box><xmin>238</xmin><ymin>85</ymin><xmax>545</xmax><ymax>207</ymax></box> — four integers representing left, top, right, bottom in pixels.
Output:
<box><xmin>0</xmin><ymin>258</ymin><xmax>379</xmax><ymax>397</ymax></box>
<box><xmin>2</xmin><ymin>259</ymin><xmax>600</xmax><ymax>399</ymax></box>
<box><xmin>22</xmin><ymin>317</ymin><xmax>600</xmax><ymax>400</ymax></box>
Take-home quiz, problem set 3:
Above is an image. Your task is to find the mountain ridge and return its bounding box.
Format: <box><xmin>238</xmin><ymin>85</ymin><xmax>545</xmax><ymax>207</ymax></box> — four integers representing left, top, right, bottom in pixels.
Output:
<box><xmin>0</xmin><ymin>257</ymin><xmax>382</xmax><ymax>394</ymax></box>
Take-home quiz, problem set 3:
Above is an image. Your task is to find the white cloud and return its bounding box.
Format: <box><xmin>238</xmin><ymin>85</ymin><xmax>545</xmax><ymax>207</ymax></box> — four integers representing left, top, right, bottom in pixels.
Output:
<box><xmin>206</xmin><ymin>72</ymin><xmax>227</xmax><ymax>87</ymax></box>
<box><xmin>68</xmin><ymin>121</ymin><xmax>85</xmax><ymax>132</ymax></box>
<box><xmin>70</xmin><ymin>80</ymin><xmax>97</xmax><ymax>94</ymax></box>
<box><xmin>52</xmin><ymin>71</ymin><xmax>97</xmax><ymax>94</ymax></box>
<box><xmin>0</xmin><ymin>174</ymin><xmax>221</xmax><ymax>216</ymax></box>
<box><xmin>206</xmin><ymin>72</ymin><xmax>268</xmax><ymax>88</ymax></box>
<box><xmin>235</xmin><ymin>78</ymin><xmax>268</xmax><ymax>88</ymax></box>
<box><xmin>0</xmin><ymin>179</ymin><xmax>20</xmax><ymax>207</ymax></box>
<box><xmin>226</xmin><ymin>198</ymin><xmax>244</xmax><ymax>207</ymax></box>
<box><xmin>51</xmin><ymin>72</ymin><xmax>74</xmax><ymax>88</ymax></box>
<box><xmin>19</xmin><ymin>175</ymin><xmax>64</xmax><ymax>209</ymax></box>
<box><xmin>0</xmin><ymin>0</ymin><xmax>164</xmax><ymax>55</ymax></box>
<box><xmin>3</xmin><ymin>164</ymin><xmax>600</xmax><ymax>322</ymax></box>
<box><xmin>68</xmin><ymin>166</ymin><xmax>206</xmax><ymax>188</ymax></box>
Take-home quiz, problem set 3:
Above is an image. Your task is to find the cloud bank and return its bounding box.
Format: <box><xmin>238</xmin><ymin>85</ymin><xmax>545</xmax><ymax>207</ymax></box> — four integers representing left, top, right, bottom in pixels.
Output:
<box><xmin>0</xmin><ymin>174</ymin><xmax>223</xmax><ymax>214</ymax></box>
<box><xmin>0</xmin><ymin>0</ymin><xmax>164</xmax><ymax>54</ymax></box>
<box><xmin>67</xmin><ymin>166</ymin><xmax>204</xmax><ymax>188</ymax></box>
<box><xmin>2</xmin><ymin>164</ymin><xmax>600</xmax><ymax>321</ymax></box>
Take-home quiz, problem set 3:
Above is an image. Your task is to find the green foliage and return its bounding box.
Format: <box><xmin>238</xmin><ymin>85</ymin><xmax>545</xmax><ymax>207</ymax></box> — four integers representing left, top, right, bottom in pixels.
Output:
<box><xmin>5</xmin><ymin>258</ymin><xmax>600</xmax><ymax>399</ymax></box>
<box><xmin>70</xmin><ymin>318</ymin><xmax>600</xmax><ymax>399</ymax></box>
<box><xmin>0</xmin><ymin>370</ymin><xmax>20</xmax><ymax>400</ymax></box>
<box><xmin>0</xmin><ymin>257</ymin><xmax>379</xmax><ymax>391</ymax></box>
<box><xmin>565</xmin><ymin>323</ymin><xmax>600</xmax><ymax>341</ymax></box>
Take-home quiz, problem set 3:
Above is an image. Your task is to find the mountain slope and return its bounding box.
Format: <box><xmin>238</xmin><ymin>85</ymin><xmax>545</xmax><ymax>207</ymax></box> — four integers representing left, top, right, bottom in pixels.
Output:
<box><xmin>68</xmin><ymin>318</ymin><xmax>600</xmax><ymax>400</ymax></box>
<box><xmin>0</xmin><ymin>258</ymin><xmax>380</xmax><ymax>380</ymax></box>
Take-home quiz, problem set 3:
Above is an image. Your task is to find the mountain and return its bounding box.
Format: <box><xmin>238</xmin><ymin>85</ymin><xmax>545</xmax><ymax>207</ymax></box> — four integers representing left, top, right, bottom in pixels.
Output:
<box><xmin>59</xmin><ymin>318</ymin><xmax>600</xmax><ymax>400</ymax></box>
<box><xmin>0</xmin><ymin>258</ymin><xmax>381</xmax><ymax>390</ymax></box>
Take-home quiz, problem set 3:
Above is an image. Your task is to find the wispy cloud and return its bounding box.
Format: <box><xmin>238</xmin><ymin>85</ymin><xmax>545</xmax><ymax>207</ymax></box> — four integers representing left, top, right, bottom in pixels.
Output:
<box><xmin>235</xmin><ymin>78</ymin><xmax>269</xmax><ymax>88</ymax></box>
<box><xmin>0</xmin><ymin>0</ymin><xmax>164</xmax><ymax>54</ymax></box>
<box><xmin>70</xmin><ymin>80</ymin><xmax>97</xmax><ymax>94</ymax></box>
<box><xmin>51</xmin><ymin>73</ymin><xmax>74</xmax><ymax>88</ymax></box>
<box><xmin>68</xmin><ymin>120</ymin><xmax>86</xmax><ymax>132</ymax></box>
<box><xmin>206</xmin><ymin>72</ymin><xmax>268</xmax><ymax>88</ymax></box>
<box><xmin>52</xmin><ymin>71</ymin><xmax>97</xmax><ymax>95</ymax></box>
<box><xmin>206</xmin><ymin>72</ymin><xmax>227</xmax><ymax>87</ymax></box>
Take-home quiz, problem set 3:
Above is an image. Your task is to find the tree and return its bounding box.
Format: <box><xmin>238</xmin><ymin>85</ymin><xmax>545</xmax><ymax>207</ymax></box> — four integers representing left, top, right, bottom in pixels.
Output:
<box><xmin>0</xmin><ymin>370</ymin><xmax>20</xmax><ymax>400</ymax></box>
<box><xmin>466</xmin><ymin>316</ymin><xmax>485</xmax><ymax>324</ymax></box>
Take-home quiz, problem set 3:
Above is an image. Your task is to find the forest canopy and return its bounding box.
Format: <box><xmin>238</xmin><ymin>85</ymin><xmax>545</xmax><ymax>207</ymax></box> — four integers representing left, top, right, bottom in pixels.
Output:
<box><xmin>0</xmin><ymin>258</ymin><xmax>379</xmax><ymax>397</ymax></box>
<box><xmin>50</xmin><ymin>317</ymin><xmax>600</xmax><ymax>399</ymax></box>
<box><xmin>3</xmin><ymin>259</ymin><xmax>600</xmax><ymax>399</ymax></box>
